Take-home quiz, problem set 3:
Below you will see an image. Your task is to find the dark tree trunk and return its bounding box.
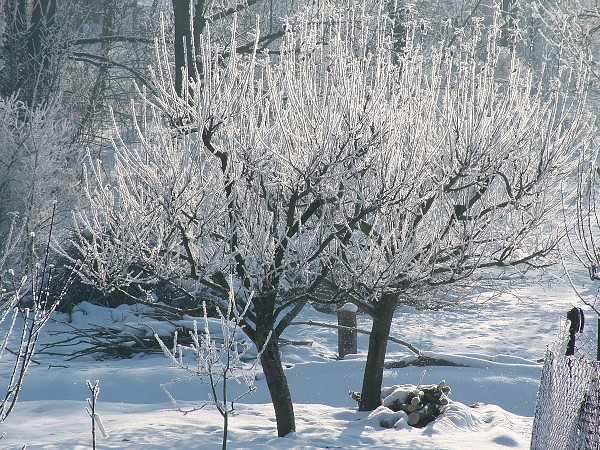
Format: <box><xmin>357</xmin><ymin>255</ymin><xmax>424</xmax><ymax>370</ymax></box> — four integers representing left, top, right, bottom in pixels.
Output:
<box><xmin>359</xmin><ymin>292</ymin><xmax>397</xmax><ymax>411</ymax></box>
<box><xmin>28</xmin><ymin>0</ymin><xmax>57</xmax><ymax>104</ymax></box>
<box><xmin>172</xmin><ymin>0</ymin><xmax>207</xmax><ymax>98</ymax></box>
<box><xmin>1</xmin><ymin>0</ymin><xmax>57</xmax><ymax>104</ymax></box>
<box><xmin>386</xmin><ymin>1</ymin><xmax>406</xmax><ymax>61</ymax></box>
<box><xmin>259</xmin><ymin>333</ymin><xmax>296</xmax><ymax>437</ymax></box>
<box><xmin>172</xmin><ymin>0</ymin><xmax>194</xmax><ymax>97</ymax></box>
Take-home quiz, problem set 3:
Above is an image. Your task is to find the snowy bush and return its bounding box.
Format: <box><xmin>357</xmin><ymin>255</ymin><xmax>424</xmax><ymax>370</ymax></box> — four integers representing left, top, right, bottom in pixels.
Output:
<box><xmin>49</xmin><ymin>232</ymin><xmax>200</xmax><ymax>313</ymax></box>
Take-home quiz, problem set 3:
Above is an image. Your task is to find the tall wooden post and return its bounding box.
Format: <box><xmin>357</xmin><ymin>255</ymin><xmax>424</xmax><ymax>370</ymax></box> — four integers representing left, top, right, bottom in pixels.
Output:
<box><xmin>337</xmin><ymin>303</ymin><xmax>358</xmax><ymax>359</ymax></box>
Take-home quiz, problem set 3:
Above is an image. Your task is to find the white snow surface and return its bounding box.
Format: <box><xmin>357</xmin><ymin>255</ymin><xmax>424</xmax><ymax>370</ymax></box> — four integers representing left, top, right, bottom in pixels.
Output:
<box><xmin>0</xmin><ymin>269</ymin><xmax>597</xmax><ymax>449</ymax></box>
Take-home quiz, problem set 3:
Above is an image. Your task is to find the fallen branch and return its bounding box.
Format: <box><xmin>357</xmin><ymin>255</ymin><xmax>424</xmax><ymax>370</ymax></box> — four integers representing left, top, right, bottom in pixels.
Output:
<box><xmin>385</xmin><ymin>356</ymin><xmax>467</xmax><ymax>368</ymax></box>
<box><xmin>290</xmin><ymin>320</ymin><xmax>422</xmax><ymax>356</ymax></box>
<box><xmin>3</xmin><ymin>348</ymin><xmax>41</xmax><ymax>365</ymax></box>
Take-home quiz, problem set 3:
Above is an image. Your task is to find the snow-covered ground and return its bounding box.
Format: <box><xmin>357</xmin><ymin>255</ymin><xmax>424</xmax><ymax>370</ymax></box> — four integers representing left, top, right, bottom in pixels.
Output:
<box><xmin>0</xmin><ymin>267</ymin><xmax>597</xmax><ymax>449</ymax></box>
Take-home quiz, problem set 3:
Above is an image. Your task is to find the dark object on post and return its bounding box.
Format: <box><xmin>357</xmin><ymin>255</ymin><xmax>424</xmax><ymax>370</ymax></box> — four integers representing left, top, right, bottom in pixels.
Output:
<box><xmin>338</xmin><ymin>303</ymin><xmax>358</xmax><ymax>358</ymax></box>
<box><xmin>565</xmin><ymin>307</ymin><xmax>584</xmax><ymax>357</ymax></box>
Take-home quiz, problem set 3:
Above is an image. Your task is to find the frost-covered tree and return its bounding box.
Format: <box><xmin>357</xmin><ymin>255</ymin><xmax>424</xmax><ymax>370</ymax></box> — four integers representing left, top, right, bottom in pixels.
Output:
<box><xmin>551</xmin><ymin>1</ymin><xmax>600</xmax><ymax>318</ymax></box>
<box><xmin>327</xmin><ymin>12</ymin><xmax>594</xmax><ymax>411</ymax></box>
<box><xmin>566</xmin><ymin>134</ymin><xmax>600</xmax><ymax>316</ymax></box>
<box><xmin>66</xmin><ymin>6</ymin><xmax>395</xmax><ymax>436</ymax></box>
<box><xmin>535</xmin><ymin>0</ymin><xmax>600</xmax><ymax>107</ymax></box>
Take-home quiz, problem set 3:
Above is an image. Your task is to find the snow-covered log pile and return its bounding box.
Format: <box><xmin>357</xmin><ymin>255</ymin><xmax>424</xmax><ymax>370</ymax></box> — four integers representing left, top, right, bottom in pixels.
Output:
<box><xmin>351</xmin><ymin>381</ymin><xmax>451</xmax><ymax>428</ymax></box>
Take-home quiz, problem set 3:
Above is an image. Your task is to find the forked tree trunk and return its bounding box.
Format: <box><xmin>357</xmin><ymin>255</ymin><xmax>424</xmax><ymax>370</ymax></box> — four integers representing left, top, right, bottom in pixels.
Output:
<box><xmin>359</xmin><ymin>291</ymin><xmax>397</xmax><ymax>411</ymax></box>
<box><xmin>259</xmin><ymin>333</ymin><xmax>296</xmax><ymax>437</ymax></box>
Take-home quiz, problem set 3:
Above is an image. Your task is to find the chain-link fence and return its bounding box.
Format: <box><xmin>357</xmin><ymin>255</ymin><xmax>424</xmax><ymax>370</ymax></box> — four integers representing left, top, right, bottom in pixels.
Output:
<box><xmin>531</xmin><ymin>309</ymin><xmax>600</xmax><ymax>450</ymax></box>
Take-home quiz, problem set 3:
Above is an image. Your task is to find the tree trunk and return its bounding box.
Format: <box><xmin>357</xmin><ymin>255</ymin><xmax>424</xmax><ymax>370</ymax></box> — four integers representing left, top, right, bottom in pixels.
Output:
<box><xmin>259</xmin><ymin>334</ymin><xmax>296</xmax><ymax>437</ymax></box>
<box><xmin>359</xmin><ymin>292</ymin><xmax>397</xmax><ymax>411</ymax></box>
<box><xmin>1</xmin><ymin>0</ymin><xmax>57</xmax><ymax>104</ymax></box>
<box><xmin>499</xmin><ymin>0</ymin><xmax>516</xmax><ymax>48</ymax></box>
<box><xmin>172</xmin><ymin>0</ymin><xmax>194</xmax><ymax>98</ymax></box>
<box><xmin>386</xmin><ymin>1</ymin><xmax>406</xmax><ymax>61</ymax></box>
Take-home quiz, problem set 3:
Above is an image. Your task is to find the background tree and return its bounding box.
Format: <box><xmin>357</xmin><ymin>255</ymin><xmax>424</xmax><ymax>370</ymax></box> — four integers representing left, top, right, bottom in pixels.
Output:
<box><xmin>0</xmin><ymin>95</ymin><xmax>76</xmax><ymax>265</ymax></box>
<box><xmin>537</xmin><ymin>0</ymin><xmax>600</xmax><ymax>101</ymax></box>
<box><xmin>0</xmin><ymin>0</ymin><xmax>79</xmax><ymax>256</ymax></box>
<box><xmin>0</xmin><ymin>0</ymin><xmax>156</xmax><ymax>257</ymax></box>
<box><xmin>0</xmin><ymin>0</ymin><xmax>58</xmax><ymax>106</ymax></box>
<box><xmin>67</xmin><ymin>0</ymin><xmax>159</xmax><ymax>145</ymax></box>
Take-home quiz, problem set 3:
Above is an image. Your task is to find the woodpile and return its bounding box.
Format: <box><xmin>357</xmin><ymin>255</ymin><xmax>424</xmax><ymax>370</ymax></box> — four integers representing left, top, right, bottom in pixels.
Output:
<box><xmin>350</xmin><ymin>380</ymin><xmax>451</xmax><ymax>428</ymax></box>
<box><xmin>383</xmin><ymin>380</ymin><xmax>451</xmax><ymax>427</ymax></box>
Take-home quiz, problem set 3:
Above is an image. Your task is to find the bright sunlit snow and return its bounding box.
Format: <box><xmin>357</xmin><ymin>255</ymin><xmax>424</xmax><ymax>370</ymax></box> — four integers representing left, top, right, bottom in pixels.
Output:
<box><xmin>0</xmin><ymin>268</ymin><xmax>596</xmax><ymax>449</ymax></box>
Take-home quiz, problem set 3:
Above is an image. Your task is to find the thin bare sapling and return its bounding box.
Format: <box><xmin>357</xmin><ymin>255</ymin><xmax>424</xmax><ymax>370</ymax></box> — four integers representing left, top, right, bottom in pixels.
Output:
<box><xmin>85</xmin><ymin>380</ymin><xmax>108</xmax><ymax>450</ymax></box>
<box><xmin>0</xmin><ymin>205</ymin><xmax>77</xmax><ymax>422</ymax></box>
<box><xmin>156</xmin><ymin>284</ymin><xmax>268</xmax><ymax>450</ymax></box>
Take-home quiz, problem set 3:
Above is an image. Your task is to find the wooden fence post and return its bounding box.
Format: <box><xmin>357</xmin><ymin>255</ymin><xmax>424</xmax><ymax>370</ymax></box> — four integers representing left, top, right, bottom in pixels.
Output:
<box><xmin>338</xmin><ymin>303</ymin><xmax>358</xmax><ymax>359</ymax></box>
